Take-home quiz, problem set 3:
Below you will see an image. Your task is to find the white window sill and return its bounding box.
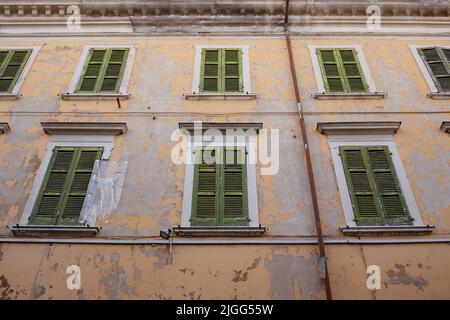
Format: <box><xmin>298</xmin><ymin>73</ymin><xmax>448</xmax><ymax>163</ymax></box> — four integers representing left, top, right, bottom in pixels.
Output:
<box><xmin>0</xmin><ymin>93</ymin><xmax>20</xmax><ymax>100</ymax></box>
<box><xmin>427</xmin><ymin>92</ymin><xmax>450</xmax><ymax>100</ymax></box>
<box><xmin>314</xmin><ymin>92</ymin><xmax>387</xmax><ymax>100</ymax></box>
<box><xmin>184</xmin><ymin>93</ymin><xmax>257</xmax><ymax>100</ymax></box>
<box><xmin>59</xmin><ymin>92</ymin><xmax>130</xmax><ymax>101</ymax></box>
<box><xmin>10</xmin><ymin>225</ymin><xmax>100</xmax><ymax>237</ymax></box>
<box><xmin>339</xmin><ymin>225</ymin><xmax>435</xmax><ymax>236</ymax></box>
<box><xmin>172</xmin><ymin>226</ymin><xmax>267</xmax><ymax>237</ymax></box>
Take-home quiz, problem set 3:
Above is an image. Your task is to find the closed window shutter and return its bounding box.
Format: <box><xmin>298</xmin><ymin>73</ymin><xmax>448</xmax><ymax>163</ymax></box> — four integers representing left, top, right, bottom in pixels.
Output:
<box><xmin>222</xmin><ymin>147</ymin><xmax>248</xmax><ymax>225</ymax></box>
<box><xmin>223</xmin><ymin>49</ymin><xmax>242</xmax><ymax>92</ymax></box>
<box><xmin>340</xmin><ymin>147</ymin><xmax>383</xmax><ymax>225</ymax></box>
<box><xmin>30</xmin><ymin>147</ymin><xmax>103</xmax><ymax>225</ymax></box>
<box><xmin>340</xmin><ymin>146</ymin><xmax>412</xmax><ymax>226</ymax></box>
<box><xmin>200</xmin><ymin>49</ymin><xmax>221</xmax><ymax>92</ymax></box>
<box><xmin>317</xmin><ymin>49</ymin><xmax>345</xmax><ymax>92</ymax></box>
<box><xmin>77</xmin><ymin>49</ymin><xmax>107</xmax><ymax>92</ymax></box>
<box><xmin>191</xmin><ymin>148</ymin><xmax>220</xmax><ymax>225</ymax></box>
<box><xmin>337</xmin><ymin>49</ymin><xmax>368</xmax><ymax>92</ymax></box>
<box><xmin>367</xmin><ymin>147</ymin><xmax>411</xmax><ymax>225</ymax></box>
<box><xmin>191</xmin><ymin>147</ymin><xmax>249</xmax><ymax>226</ymax></box>
<box><xmin>419</xmin><ymin>47</ymin><xmax>450</xmax><ymax>91</ymax></box>
<box><xmin>100</xmin><ymin>49</ymin><xmax>129</xmax><ymax>92</ymax></box>
<box><xmin>0</xmin><ymin>49</ymin><xmax>31</xmax><ymax>92</ymax></box>
<box><xmin>317</xmin><ymin>48</ymin><xmax>368</xmax><ymax>93</ymax></box>
<box><xmin>77</xmin><ymin>48</ymin><xmax>129</xmax><ymax>93</ymax></box>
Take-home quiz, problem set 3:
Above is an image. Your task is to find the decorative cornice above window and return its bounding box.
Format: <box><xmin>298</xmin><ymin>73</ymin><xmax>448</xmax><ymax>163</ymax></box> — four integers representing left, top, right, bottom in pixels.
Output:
<box><xmin>317</xmin><ymin>122</ymin><xmax>401</xmax><ymax>135</ymax></box>
<box><xmin>0</xmin><ymin>122</ymin><xmax>11</xmax><ymax>134</ymax></box>
<box><xmin>179</xmin><ymin>122</ymin><xmax>263</xmax><ymax>132</ymax></box>
<box><xmin>41</xmin><ymin>122</ymin><xmax>127</xmax><ymax>136</ymax></box>
<box><xmin>441</xmin><ymin>122</ymin><xmax>450</xmax><ymax>134</ymax></box>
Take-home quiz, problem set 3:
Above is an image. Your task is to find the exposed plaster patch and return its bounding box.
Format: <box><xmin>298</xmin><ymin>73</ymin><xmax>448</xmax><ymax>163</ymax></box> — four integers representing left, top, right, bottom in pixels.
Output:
<box><xmin>385</xmin><ymin>263</ymin><xmax>428</xmax><ymax>291</ymax></box>
<box><xmin>264</xmin><ymin>247</ymin><xmax>321</xmax><ymax>300</ymax></box>
<box><xmin>100</xmin><ymin>252</ymin><xmax>136</xmax><ymax>299</ymax></box>
<box><xmin>30</xmin><ymin>285</ymin><xmax>46</xmax><ymax>300</ymax></box>
<box><xmin>0</xmin><ymin>275</ymin><xmax>13</xmax><ymax>300</ymax></box>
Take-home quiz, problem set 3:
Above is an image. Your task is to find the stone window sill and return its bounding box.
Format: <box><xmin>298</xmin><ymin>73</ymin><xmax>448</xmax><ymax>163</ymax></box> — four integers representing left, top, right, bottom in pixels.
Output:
<box><xmin>59</xmin><ymin>92</ymin><xmax>130</xmax><ymax>101</ymax></box>
<box><xmin>0</xmin><ymin>93</ymin><xmax>20</xmax><ymax>100</ymax></box>
<box><xmin>172</xmin><ymin>226</ymin><xmax>267</xmax><ymax>237</ymax></box>
<box><xmin>10</xmin><ymin>225</ymin><xmax>100</xmax><ymax>237</ymax></box>
<box><xmin>428</xmin><ymin>92</ymin><xmax>450</xmax><ymax>100</ymax></box>
<box><xmin>183</xmin><ymin>93</ymin><xmax>257</xmax><ymax>100</ymax></box>
<box><xmin>314</xmin><ymin>92</ymin><xmax>387</xmax><ymax>100</ymax></box>
<box><xmin>339</xmin><ymin>225</ymin><xmax>435</xmax><ymax>236</ymax></box>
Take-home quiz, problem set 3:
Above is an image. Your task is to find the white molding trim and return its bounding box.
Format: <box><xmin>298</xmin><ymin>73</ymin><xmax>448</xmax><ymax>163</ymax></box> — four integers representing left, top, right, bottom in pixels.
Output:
<box><xmin>0</xmin><ymin>45</ymin><xmax>41</xmax><ymax>95</ymax></box>
<box><xmin>181</xmin><ymin>131</ymin><xmax>259</xmax><ymax>227</ymax></box>
<box><xmin>19</xmin><ymin>135</ymin><xmax>116</xmax><ymax>226</ymax></box>
<box><xmin>317</xmin><ymin>121</ymin><xmax>401</xmax><ymax>136</ymax></box>
<box><xmin>308</xmin><ymin>44</ymin><xmax>378</xmax><ymax>94</ymax></box>
<box><xmin>328</xmin><ymin>136</ymin><xmax>424</xmax><ymax>228</ymax></box>
<box><xmin>64</xmin><ymin>44</ymin><xmax>136</xmax><ymax>95</ymax></box>
<box><xmin>408</xmin><ymin>44</ymin><xmax>450</xmax><ymax>94</ymax></box>
<box><xmin>191</xmin><ymin>45</ymin><xmax>251</xmax><ymax>94</ymax></box>
<box><xmin>41</xmin><ymin>122</ymin><xmax>127</xmax><ymax>136</ymax></box>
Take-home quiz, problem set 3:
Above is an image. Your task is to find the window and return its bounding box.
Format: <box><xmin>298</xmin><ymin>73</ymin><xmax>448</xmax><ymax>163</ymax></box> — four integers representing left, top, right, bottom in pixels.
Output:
<box><xmin>200</xmin><ymin>48</ymin><xmax>243</xmax><ymax>93</ymax></box>
<box><xmin>191</xmin><ymin>147</ymin><xmax>248</xmax><ymax>226</ymax></box>
<box><xmin>316</xmin><ymin>48</ymin><xmax>368</xmax><ymax>93</ymax></box>
<box><xmin>76</xmin><ymin>48</ymin><xmax>129</xmax><ymax>93</ymax></box>
<box><xmin>339</xmin><ymin>146</ymin><xmax>411</xmax><ymax>226</ymax></box>
<box><xmin>29</xmin><ymin>146</ymin><xmax>103</xmax><ymax>225</ymax></box>
<box><xmin>417</xmin><ymin>47</ymin><xmax>450</xmax><ymax>92</ymax></box>
<box><xmin>0</xmin><ymin>49</ymin><xmax>31</xmax><ymax>92</ymax></box>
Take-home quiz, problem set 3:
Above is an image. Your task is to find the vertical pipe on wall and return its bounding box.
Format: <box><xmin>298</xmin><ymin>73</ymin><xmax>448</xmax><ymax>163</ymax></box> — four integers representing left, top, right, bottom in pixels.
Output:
<box><xmin>283</xmin><ymin>0</ymin><xmax>333</xmax><ymax>300</ymax></box>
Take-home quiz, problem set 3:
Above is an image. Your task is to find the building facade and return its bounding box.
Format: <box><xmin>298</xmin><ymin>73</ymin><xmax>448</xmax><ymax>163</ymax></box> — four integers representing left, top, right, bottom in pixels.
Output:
<box><xmin>0</xmin><ymin>0</ymin><xmax>449</xmax><ymax>300</ymax></box>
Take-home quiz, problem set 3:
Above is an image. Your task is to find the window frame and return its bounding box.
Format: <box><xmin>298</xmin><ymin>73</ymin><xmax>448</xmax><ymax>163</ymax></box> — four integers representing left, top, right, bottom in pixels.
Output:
<box><xmin>65</xmin><ymin>45</ymin><xmax>136</xmax><ymax>95</ymax></box>
<box><xmin>0</xmin><ymin>46</ymin><xmax>40</xmax><ymax>95</ymax></box>
<box><xmin>20</xmin><ymin>135</ymin><xmax>115</xmax><ymax>226</ymax></box>
<box><xmin>409</xmin><ymin>45</ymin><xmax>450</xmax><ymax>94</ymax></box>
<box><xmin>192</xmin><ymin>45</ymin><xmax>251</xmax><ymax>94</ymax></box>
<box><xmin>328</xmin><ymin>135</ymin><xmax>424</xmax><ymax>228</ymax></box>
<box><xmin>181</xmin><ymin>132</ymin><xmax>259</xmax><ymax>227</ymax></box>
<box><xmin>309</xmin><ymin>45</ymin><xmax>378</xmax><ymax>94</ymax></box>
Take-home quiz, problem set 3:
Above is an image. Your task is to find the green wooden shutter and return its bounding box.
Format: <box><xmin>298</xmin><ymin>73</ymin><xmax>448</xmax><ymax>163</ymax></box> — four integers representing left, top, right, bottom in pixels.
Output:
<box><xmin>223</xmin><ymin>49</ymin><xmax>242</xmax><ymax>92</ymax></box>
<box><xmin>30</xmin><ymin>147</ymin><xmax>103</xmax><ymax>225</ymax></box>
<box><xmin>77</xmin><ymin>48</ymin><xmax>129</xmax><ymax>93</ymax></box>
<box><xmin>317</xmin><ymin>49</ymin><xmax>345</xmax><ymax>92</ymax></box>
<box><xmin>191</xmin><ymin>147</ymin><xmax>249</xmax><ymax>226</ymax></box>
<box><xmin>340</xmin><ymin>146</ymin><xmax>412</xmax><ymax>226</ymax></box>
<box><xmin>317</xmin><ymin>48</ymin><xmax>368</xmax><ymax>93</ymax></box>
<box><xmin>100</xmin><ymin>48</ymin><xmax>129</xmax><ymax>92</ymax></box>
<box><xmin>222</xmin><ymin>147</ymin><xmax>248</xmax><ymax>225</ymax></box>
<box><xmin>0</xmin><ymin>49</ymin><xmax>32</xmax><ymax>92</ymax></box>
<box><xmin>340</xmin><ymin>147</ymin><xmax>383</xmax><ymax>225</ymax></box>
<box><xmin>337</xmin><ymin>49</ymin><xmax>368</xmax><ymax>92</ymax></box>
<box><xmin>191</xmin><ymin>147</ymin><xmax>220</xmax><ymax>225</ymax></box>
<box><xmin>200</xmin><ymin>49</ymin><xmax>220</xmax><ymax>92</ymax></box>
<box><xmin>418</xmin><ymin>47</ymin><xmax>450</xmax><ymax>91</ymax></box>
<box><xmin>367</xmin><ymin>147</ymin><xmax>411</xmax><ymax>225</ymax></box>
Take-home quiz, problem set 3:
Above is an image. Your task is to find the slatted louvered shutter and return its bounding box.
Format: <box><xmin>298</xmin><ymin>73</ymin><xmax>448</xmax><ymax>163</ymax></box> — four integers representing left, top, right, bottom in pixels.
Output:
<box><xmin>223</xmin><ymin>49</ymin><xmax>242</xmax><ymax>92</ymax></box>
<box><xmin>100</xmin><ymin>49</ymin><xmax>129</xmax><ymax>92</ymax></box>
<box><xmin>30</xmin><ymin>148</ymin><xmax>77</xmax><ymax>225</ymax></box>
<box><xmin>222</xmin><ymin>147</ymin><xmax>248</xmax><ymax>225</ymax></box>
<box><xmin>77</xmin><ymin>49</ymin><xmax>107</xmax><ymax>92</ymax></box>
<box><xmin>0</xmin><ymin>49</ymin><xmax>31</xmax><ymax>92</ymax></box>
<box><xmin>419</xmin><ymin>48</ymin><xmax>450</xmax><ymax>92</ymax></box>
<box><xmin>201</xmin><ymin>49</ymin><xmax>220</xmax><ymax>92</ymax></box>
<box><xmin>59</xmin><ymin>148</ymin><xmax>103</xmax><ymax>224</ymax></box>
<box><xmin>367</xmin><ymin>147</ymin><xmax>411</xmax><ymax>225</ymax></box>
<box><xmin>337</xmin><ymin>49</ymin><xmax>368</xmax><ymax>92</ymax></box>
<box><xmin>340</xmin><ymin>147</ymin><xmax>383</xmax><ymax>225</ymax></box>
<box><xmin>317</xmin><ymin>49</ymin><xmax>345</xmax><ymax>92</ymax></box>
<box><xmin>29</xmin><ymin>147</ymin><xmax>102</xmax><ymax>225</ymax></box>
<box><xmin>191</xmin><ymin>147</ymin><xmax>220</xmax><ymax>226</ymax></box>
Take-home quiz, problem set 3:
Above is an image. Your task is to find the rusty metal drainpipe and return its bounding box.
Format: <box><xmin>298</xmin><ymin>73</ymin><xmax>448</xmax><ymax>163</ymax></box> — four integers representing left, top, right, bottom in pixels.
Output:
<box><xmin>284</xmin><ymin>0</ymin><xmax>332</xmax><ymax>300</ymax></box>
